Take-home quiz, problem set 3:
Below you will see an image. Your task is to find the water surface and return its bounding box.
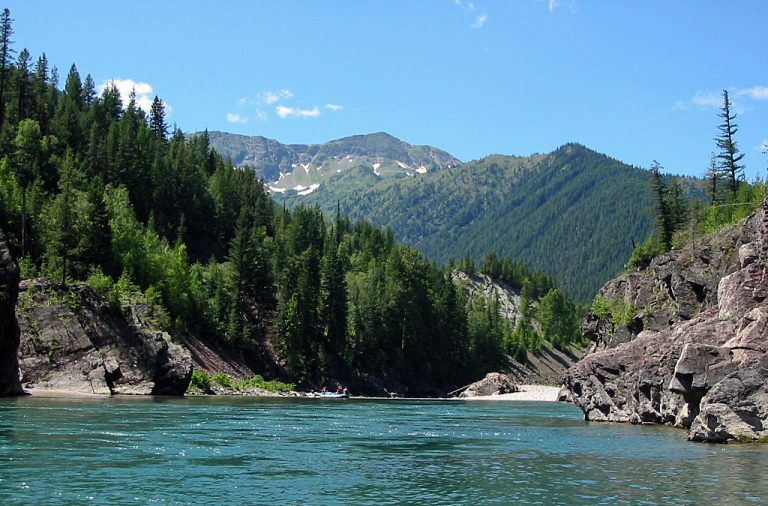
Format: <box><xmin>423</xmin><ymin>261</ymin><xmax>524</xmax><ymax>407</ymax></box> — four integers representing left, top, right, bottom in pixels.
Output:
<box><xmin>1</xmin><ymin>396</ymin><xmax>766</xmax><ymax>504</ymax></box>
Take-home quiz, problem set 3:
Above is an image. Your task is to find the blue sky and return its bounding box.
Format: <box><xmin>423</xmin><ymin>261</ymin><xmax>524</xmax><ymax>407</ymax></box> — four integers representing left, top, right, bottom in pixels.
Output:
<box><xmin>7</xmin><ymin>1</ymin><xmax>768</xmax><ymax>179</ymax></box>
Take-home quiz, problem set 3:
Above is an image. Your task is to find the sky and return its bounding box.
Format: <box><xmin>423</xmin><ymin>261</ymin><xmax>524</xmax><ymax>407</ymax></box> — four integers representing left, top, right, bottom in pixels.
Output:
<box><xmin>7</xmin><ymin>0</ymin><xmax>768</xmax><ymax>179</ymax></box>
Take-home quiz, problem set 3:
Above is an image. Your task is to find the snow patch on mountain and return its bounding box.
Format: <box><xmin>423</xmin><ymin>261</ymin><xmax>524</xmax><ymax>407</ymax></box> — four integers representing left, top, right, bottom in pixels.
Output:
<box><xmin>297</xmin><ymin>183</ymin><xmax>320</xmax><ymax>196</ymax></box>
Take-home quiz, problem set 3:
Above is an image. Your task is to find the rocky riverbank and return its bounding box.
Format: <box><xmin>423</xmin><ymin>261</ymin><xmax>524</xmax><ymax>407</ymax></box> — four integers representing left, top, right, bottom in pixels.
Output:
<box><xmin>561</xmin><ymin>197</ymin><xmax>768</xmax><ymax>443</ymax></box>
<box><xmin>17</xmin><ymin>279</ymin><xmax>192</xmax><ymax>396</ymax></box>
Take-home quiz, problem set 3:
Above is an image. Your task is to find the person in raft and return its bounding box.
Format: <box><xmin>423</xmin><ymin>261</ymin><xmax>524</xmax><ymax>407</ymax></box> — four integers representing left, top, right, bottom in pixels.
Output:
<box><xmin>321</xmin><ymin>386</ymin><xmax>328</xmax><ymax>393</ymax></box>
<box><xmin>336</xmin><ymin>385</ymin><xmax>344</xmax><ymax>394</ymax></box>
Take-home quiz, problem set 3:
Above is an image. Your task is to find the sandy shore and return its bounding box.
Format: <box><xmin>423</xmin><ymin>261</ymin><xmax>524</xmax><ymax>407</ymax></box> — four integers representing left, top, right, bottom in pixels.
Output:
<box><xmin>459</xmin><ymin>384</ymin><xmax>562</xmax><ymax>402</ymax></box>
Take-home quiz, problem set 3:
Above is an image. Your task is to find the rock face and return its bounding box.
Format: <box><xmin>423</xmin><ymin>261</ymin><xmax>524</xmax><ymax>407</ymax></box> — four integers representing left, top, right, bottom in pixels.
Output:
<box><xmin>17</xmin><ymin>279</ymin><xmax>192</xmax><ymax>395</ymax></box>
<box><xmin>0</xmin><ymin>230</ymin><xmax>22</xmax><ymax>396</ymax></box>
<box><xmin>458</xmin><ymin>372</ymin><xmax>519</xmax><ymax>397</ymax></box>
<box><xmin>562</xmin><ymin>199</ymin><xmax>768</xmax><ymax>442</ymax></box>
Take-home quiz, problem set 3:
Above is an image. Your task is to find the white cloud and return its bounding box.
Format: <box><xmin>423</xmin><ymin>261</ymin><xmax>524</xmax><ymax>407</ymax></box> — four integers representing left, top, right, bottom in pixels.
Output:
<box><xmin>226</xmin><ymin>112</ymin><xmax>248</xmax><ymax>124</ymax></box>
<box><xmin>261</xmin><ymin>89</ymin><xmax>294</xmax><ymax>105</ymax></box>
<box><xmin>325</xmin><ymin>103</ymin><xmax>344</xmax><ymax>111</ymax></box>
<box><xmin>254</xmin><ymin>109</ymin><xmax>268</xmax><ymax>122</ymax></box>
<box><xmin>548</xmin><ymin>0</ymin><xmax>559</xmax><ymax>12</ymax></box>
<box><xmin>236</xmin><ymin>90</ymin><xmax>293</xmax><ymax>107</ymax></box>
<box><xmin>685</xmin><ymin>86</ymin><xmax>768</xmax><ymax>113</ymax></box>
<box><xmin>736</xmin><ymin>86</ymin><xmax>768</xmax><ymax>101</ymax></box>
<box><xmin>275</xmin><ymin>105</ymin><xmax>321</xmax><ymax>118</ymax></box>
<box><xmin>692</xmin><ymin>90</ymin><xmax>722</xmax><ymax>108</ymax></box>
<box><xmin>471</xmin><ymin>13</ymin><xmax>488</xmax><ymax>28</ymax></box>
<box><xmin>98</xmin><ymin>78</ymin><xmax>164</xmax><ymax>113</ymax></box>
<box><xmin>544</xmin><ymin>0</ymin><xmax>577</xmax><ymax>13</ymax></box>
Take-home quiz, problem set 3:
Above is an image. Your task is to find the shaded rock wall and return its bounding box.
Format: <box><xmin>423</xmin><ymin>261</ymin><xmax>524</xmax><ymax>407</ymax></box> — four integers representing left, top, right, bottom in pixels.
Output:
<box><xmin>0</xmin><ymin>230</ymin><xmax>22</xmax><ymax>396</ymax></box>
<box><xmin>563</xmin><ymin>199</ymin><xmax>768</xmax><ymax>442</ymax></box>
<box><xmin>17</xmin><ymin>279</ymin><xmax>192</xmax><ymax>395</ymax></box>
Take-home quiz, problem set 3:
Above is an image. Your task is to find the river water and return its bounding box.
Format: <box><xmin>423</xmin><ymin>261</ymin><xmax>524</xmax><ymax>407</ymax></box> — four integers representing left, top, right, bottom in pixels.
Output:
<box><xmin>0</xmin><ymin>396</ymin><xmax>766</xmax><ymax>504</ymax></box>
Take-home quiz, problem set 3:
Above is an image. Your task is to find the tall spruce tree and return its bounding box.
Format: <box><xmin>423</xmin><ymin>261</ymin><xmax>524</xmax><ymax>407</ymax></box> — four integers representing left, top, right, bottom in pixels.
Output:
<box><xmin>0</xmin><ymin>8</ymin><xmax>14</xmax><ymax>134</ymax></box>
<box><xmin>715</xmin><ymin>89</ymin><xmax>745</xmax><ymax>197</ymax></box>
<box><xmin>650</xmin><ymin>161</ymin><xmax>674</xmax><ymax>250</ymax></box>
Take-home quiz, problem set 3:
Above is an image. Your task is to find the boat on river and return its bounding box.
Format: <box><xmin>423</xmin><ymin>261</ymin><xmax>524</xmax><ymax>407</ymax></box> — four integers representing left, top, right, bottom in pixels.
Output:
<box><xmin>315</xmin><ymin>391</ymin><xmax>350</xmax><ymax>399</ymax></box>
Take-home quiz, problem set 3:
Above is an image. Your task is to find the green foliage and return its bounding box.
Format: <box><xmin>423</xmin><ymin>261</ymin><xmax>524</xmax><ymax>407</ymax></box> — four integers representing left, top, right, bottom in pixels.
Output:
<box><xmin>626</xmin><ymin>235</ymin><xmax>666</xmax><ymax>270</ymax></box>
<box><xmin>591</xmin><ymin>295</ymin><xmax>636</xmax><ymax>329</ymax></box>
<box><xmin>238</xmin><ymin>375</ymin><xmax>295</xmax><ymax>393</ymax></box>
<box><xmin>188</xmin><ymin>370</ymin><xmax>212</xmax><ymax>393</ymax></box>
<box><xmin>187</xmin><ymin>371</ymin><xmax>294</xmax><ymax>394</ymax></box>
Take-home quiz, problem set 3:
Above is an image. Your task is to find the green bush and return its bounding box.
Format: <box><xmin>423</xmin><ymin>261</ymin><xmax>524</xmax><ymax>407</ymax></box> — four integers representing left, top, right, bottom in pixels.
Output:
<box><xmin>210</xmin><ymin>372</ymin><xmax>234</xmax><ymax>388</ymax></box>
<box><xmin>239</xmin><ymin>374</ymin><xmax>295</xmax><ymax>393</ymax></box>
<box><xmin>188</xmin><ymin>370</ymin><xmax>212</xmax><ymax>392</ymax></box>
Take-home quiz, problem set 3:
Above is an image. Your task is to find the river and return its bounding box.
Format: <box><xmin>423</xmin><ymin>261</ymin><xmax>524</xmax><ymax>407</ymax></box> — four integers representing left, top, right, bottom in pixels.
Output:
<box><xmin>0</xmin><ymin>396</ymin><xmax>766</xmax><ymax>504</ymax></box>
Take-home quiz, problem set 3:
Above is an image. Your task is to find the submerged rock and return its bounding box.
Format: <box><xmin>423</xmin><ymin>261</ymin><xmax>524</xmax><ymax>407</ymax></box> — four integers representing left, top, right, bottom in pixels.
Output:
<box><xmin>562</xmin><ymin>197</ymin><xmax>768</xmax><ymax>443</ymax></box>
<box><xmin>459</xmin><ymin>372</ymin><xmax>519</xmax><ymax>397</ymax></box>
<box><xmin>0</xmin><ymin>230</ymin><xmax>22</xmax><ymax>396</ymax></box>
<box><xmin>17</xmin><ymin>279</ymin><xmax>192</xmax><ymax>395</ymax></box>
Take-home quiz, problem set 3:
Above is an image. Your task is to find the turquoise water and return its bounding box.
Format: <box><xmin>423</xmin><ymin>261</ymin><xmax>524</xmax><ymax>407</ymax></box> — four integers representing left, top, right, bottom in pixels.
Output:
<box><xmin>1</xmin><ymin>397</ymin><xmax>767</xmax><ymax>505</ymax></box>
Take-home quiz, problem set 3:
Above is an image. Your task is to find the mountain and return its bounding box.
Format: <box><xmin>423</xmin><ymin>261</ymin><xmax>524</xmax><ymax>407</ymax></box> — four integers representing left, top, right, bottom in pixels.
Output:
<box><xmin>207</xmin><ymin>131</ymin><xmax>659</xmax><ymax>301</ymax></box>
<box><xmin>278</xmin><ymin>143</ymin><xmax>657</xmax><ymax>301</ymax></box>
<box><xmin>205</xmin><ymin>131</ymin><xmax>460</xmax><ymax>194</ymax></box>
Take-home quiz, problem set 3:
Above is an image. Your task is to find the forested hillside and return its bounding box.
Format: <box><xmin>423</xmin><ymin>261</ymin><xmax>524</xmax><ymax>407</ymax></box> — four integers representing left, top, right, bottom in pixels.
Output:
<box><xmin>0</xmin><ymin>9</ymin><xmax>583</xmax><ymax>394</ymax></box>
<box><xmin>275</xmin><ymin>144</ymin><xmax>657</xmax><ymax>300</ymax></box>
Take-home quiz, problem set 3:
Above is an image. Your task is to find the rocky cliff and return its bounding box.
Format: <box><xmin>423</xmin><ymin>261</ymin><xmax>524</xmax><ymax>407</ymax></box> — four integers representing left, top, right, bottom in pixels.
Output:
<box><xmin>562</xmin><ymin>198</ymin><xmax>768</xmax><ymax>442</ymax></box>
<box><xmin>17</xmin><ymin>279</ymin><xmax>192</xmax><ymax>395</ymax></box>
<box><xmin>0</xmin><ymin>230</ymin><xmax>22</xmax><ymax>396</ymax></box>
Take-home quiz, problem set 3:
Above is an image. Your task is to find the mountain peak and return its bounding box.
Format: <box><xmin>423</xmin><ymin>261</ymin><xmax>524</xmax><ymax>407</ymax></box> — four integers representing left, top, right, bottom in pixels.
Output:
<box><xmin>205</xmin><ymin>131</ymin><xmax>461</xmax><ymax>192</ymax></box>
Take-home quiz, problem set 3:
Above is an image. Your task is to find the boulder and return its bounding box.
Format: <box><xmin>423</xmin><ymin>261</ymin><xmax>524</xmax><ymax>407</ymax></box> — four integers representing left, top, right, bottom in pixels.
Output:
<box><xmin>0</xmin><ymin>230</ymin><xmax>21</xmax><ymax>396</ymax></box>
<box><xmin>17</xmin><ymin>279</ymin><xmax>192</xmax><ymax>395</ymax></box>
<box><xmin>459</xmin><ymin>372</ymin><xmax>518</xmax><ymax>397</ymax></box>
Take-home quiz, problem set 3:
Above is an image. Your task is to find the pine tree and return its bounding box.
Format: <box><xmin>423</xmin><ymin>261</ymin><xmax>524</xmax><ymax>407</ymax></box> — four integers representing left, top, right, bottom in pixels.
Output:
<box><xmin>14</xmin><ymin>48</ymin><xmax>31</xmax><ymax>123</ymax></box>
<box><xmin>50</xmin><ymin>150</ymin><xmax>80</xmax><ymax>283</ymax></box>
<box><xmin>650</xmin><ymin>161</ymin><xmax>674</xmax><ymax>250</ymax></box>
<box><xmin>0</xmin><ymin>8</ymin><xmax>15</xmax><ymax>133</ymax></box>
<box><xmin>715</xmin><ymin>89</ymin><xmax>745</xmax><ymax>197</ymax></box>
<box><xmin>149</xmin><ymin>95</ymin><xmax>167</xmax><ymax>141</ymax></box>
<box><xmin>704</xmin><ymin>153</ymin><xmax>720</xmax><ymax>204</ymax></box>
<box><xmin>12</xmin><ymin>118</ymin><xmax>41</xmax><ymax>257</ymax></box>
<box><xmin>77</xmin><ymin>175</ymin><xmax>112</xmax><ymax>275</ymax></box>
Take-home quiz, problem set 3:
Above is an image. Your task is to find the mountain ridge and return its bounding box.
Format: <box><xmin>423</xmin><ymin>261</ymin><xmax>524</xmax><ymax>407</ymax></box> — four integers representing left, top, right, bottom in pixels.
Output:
<box><xmin>205</xmin><ymin>131</ymin><xmax>663</xmax><ymax>300</ymax></box>
<box><xmin>204</xmin><ymin>130</ymin><xmax>461</xmax><ymax>194</ymax></box>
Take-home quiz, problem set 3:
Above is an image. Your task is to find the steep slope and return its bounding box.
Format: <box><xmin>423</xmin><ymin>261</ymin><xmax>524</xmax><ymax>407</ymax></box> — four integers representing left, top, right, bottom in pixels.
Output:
<box><xmin>205</xmin><ymin>131</ymin><xmax>460</xmax><ymax>193</ymax></box>
<box><xmin>561</xmin><ymin>198</ymin><xmax>768</xmax><ymax>442</ymax></box>
<box><xmin>453</xmin><ymin>271</ymin><xmax>580</xmax><ymax>385</ymax></box>
<box><xmin>280</xmin><ymin>144</ymin><xmax>656</xmax><ymax>301</ymax></box>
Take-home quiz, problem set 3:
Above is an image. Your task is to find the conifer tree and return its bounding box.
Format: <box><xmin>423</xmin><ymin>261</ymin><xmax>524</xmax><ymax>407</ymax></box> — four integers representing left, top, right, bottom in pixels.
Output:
<box><xmin>0</xmin><ymin>8</ymin><xmax>14</xmax><ymax>133</ymax></box>
<box><xmin>149</xmin><ymin>95</ymin><xmax>167</xmax><ymax>141</ymax></box>
<box><xmin>12</xmin><ymin>118</ymin><xmax>41</xmax><ymax>256</ymax></box>
<box><xmin>715</xmin><ymin>89</ymin><xmax>745</xmax><ymax>197</ymax></box>
<box><xmin>650</xmin><ymin>161</ymin><xmax>673</xmax><ymax>250</ymax></box>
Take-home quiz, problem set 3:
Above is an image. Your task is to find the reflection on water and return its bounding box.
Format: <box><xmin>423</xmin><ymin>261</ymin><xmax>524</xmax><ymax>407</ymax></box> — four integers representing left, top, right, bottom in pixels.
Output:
<box><xmin>1</xmin><ymin>396</ymin><xmax>767</xmax><ymax>504</ymax></box>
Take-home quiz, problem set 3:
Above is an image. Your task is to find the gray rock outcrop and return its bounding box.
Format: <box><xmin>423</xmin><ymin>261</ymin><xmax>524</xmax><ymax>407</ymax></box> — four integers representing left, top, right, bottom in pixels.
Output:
<box><xmin>562</xmin><ymin>198</ymin><xmax>768</xmax><ymax>442</ymax></box>
<box><xmin>0</xmin><ymin>230</ymin><xmax>22</xmax><ymax>396</ymax></box>
<box><xmin>458</xmin><ymin>372</ymin><xmax>519</xmax><ymax>397</ymax></box>
<box><xmin>17</xmin><ymin>279</ymin><xmax>192</xmax><ymax>395</ymax></box>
